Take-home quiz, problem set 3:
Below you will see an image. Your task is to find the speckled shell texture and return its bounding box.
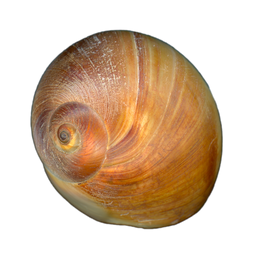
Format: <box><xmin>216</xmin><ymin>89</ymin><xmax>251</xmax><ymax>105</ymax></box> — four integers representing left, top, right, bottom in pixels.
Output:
<box><xmin>31</xmin><ymin>31</ymin><xmax>222</xmax><ymax>228</ymax></box>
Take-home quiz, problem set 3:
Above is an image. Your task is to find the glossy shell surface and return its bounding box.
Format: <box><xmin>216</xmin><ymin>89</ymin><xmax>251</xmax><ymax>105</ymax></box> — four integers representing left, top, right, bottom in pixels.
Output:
<box><xmin>32</xmin><ymin>31</ymin><xmax>222</xmax><ymax>228</ymax></box>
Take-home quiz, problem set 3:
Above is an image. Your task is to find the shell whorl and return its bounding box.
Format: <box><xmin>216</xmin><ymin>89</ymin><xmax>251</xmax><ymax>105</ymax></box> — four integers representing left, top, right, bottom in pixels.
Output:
<box><xmin>31</xmin><ymin>31</ymin><xmax>222</xmax><ymax>228</ymax></box>
<box><xmin>33</xmin><ymin>101</ymin><xmax>108</xmax><ymax>183</ymax></box>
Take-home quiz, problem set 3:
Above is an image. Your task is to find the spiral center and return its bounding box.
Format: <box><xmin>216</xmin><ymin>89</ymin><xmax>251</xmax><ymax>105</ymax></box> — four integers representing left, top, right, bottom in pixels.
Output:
<box><xmin>52</xmin><ymin>123</ymin><xmax>80</xmax><ymax>154</ymax></box>
<box><xmin>59</xmin><ymin>130</ymin><xmax>70</xmax><ymax>144</ymax></box>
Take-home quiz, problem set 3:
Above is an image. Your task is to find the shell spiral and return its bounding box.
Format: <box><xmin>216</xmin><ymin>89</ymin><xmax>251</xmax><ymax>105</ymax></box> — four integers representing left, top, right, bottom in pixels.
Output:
<box><xmin>31</xmin><ymin>31</ymin><xmax>222</xmax><ymax>228</ymax></box>
<box><xmin>35</xmin><ymin>101</ymin><xmax>108</xmax><ymax>183</ymax></box>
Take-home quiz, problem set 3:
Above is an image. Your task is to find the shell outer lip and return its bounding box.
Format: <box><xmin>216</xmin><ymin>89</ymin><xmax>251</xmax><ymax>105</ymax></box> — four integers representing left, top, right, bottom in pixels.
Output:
<box><xmin>28</xmin><ymin>27</ymin><xmax>225</xmax><ymax>232</ymax></box>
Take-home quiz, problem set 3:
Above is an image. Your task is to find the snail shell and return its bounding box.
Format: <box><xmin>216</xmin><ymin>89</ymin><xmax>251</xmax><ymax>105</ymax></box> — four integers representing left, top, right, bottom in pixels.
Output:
<box><xmin>31</xmin><ymin>31</ymin><xmax>222</xmax><ymax>228</ymax></box>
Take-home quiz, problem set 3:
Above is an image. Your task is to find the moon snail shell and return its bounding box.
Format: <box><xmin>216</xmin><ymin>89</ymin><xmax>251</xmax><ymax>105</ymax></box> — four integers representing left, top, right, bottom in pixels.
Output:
<box><xmin>31</xmin><ymin>31</ymin><xmax>222</xmax><ymax>228</ymax></box>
